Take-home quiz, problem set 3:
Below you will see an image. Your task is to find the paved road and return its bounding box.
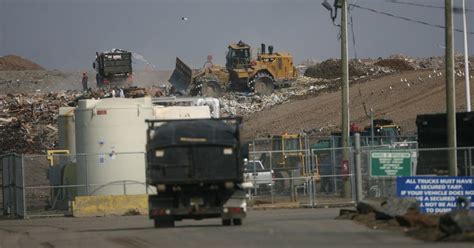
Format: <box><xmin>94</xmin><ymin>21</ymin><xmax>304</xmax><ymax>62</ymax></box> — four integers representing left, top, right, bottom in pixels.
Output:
<box><xmin>0</xmin><ymin>208</ymin><xmax>471</xmax><ymax>248</ymax></box>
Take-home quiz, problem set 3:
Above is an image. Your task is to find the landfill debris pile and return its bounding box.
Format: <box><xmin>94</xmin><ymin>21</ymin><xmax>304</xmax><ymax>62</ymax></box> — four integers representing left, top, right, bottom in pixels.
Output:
<box><xmin>382</xmin><ymin>54</ymin><xmax>473</xmax><ymax>70</ymax></box>
<box><xmin>0</xmin><ymin>87</ymin><xmax>166</xmax><ymax>154</ymax></box>
<box><xmin>339</xmin><ymin>199</ymin><xmax>474</xmax><ymax>242</ymax></box>
<box><xmin>0</xmin><ymin>93</ymin><xmax>73</xmax><ymax>154</ymax></box>
<box><xmin>220</xmin><ymin>76</ymin><xmax>331</xmax><ymax>116</ymax></box>
<box><xmin>373</xmin><ymin>58</ymin><xmax>414</xmax><ymax>71</ymax></box>
<box><xmin>0</xmin><ymin>55</ymin><xmax>45</xmax><ymax>71</ymax></box>
<box><xmin>304</xmin><ymin>58</ymin><xmax>395</xmax><ymax>79</ymax></box>
<box><xmin>303</xmin><ymin>54</ymin><xmax>474</xmax><ymax>79</ymax></box>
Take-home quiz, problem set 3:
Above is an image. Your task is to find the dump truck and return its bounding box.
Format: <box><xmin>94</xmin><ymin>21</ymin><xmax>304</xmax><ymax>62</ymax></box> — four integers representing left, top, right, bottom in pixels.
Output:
<box><xmin>169</xmin><ymin>41</ymin><xmax>298</xmax><ymax>96</ymax></box>
<box><xmin>146</xmin><ymin>117</ymin><xmax>247</xmax><ymax>228</ymax></box>
<box><xmin>93</xmin><ymin>49</ymin><xmax>133</xmax><ymax>87</ymax></box>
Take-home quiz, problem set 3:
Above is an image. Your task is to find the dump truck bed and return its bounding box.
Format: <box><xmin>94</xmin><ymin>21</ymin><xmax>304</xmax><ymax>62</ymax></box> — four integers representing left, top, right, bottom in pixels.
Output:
<box><xmin>146</xmin><ymin>118</ymin><xmax>243</xmax><ymax>185</ymax></box>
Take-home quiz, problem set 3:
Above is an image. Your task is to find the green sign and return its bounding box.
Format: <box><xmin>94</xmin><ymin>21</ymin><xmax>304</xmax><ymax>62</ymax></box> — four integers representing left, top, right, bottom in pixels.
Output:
<box><xmin>370</xmin><ymin>150</ymin><xmax>412</xmax><ymax>177</ymax></box>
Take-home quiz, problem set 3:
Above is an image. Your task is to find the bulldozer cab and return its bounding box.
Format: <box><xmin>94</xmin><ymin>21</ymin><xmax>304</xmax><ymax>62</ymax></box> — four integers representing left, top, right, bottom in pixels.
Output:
<box><xmin>226</xmin><ymin>41</ymin><xmax>251</xmax><ymax>70</ymax></box>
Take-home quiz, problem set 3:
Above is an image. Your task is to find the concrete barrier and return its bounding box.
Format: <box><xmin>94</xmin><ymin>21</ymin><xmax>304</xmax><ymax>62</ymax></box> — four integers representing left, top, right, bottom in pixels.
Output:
<box><xmin>72</xmin><ymin>194</ymin><xmax>148</xmax><ymax>217</ymax></box>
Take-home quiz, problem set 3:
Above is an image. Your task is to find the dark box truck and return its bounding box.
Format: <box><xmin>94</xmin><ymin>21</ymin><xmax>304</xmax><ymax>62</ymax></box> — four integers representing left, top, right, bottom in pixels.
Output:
<box><xmin>146</xmin><ymin>117</ymin><xmax>247</xmax><ymax>228</ymax></box>
<box><xmin>416</xmin><ymin>112</ymin><xmax>474</xmax><ymax>175</ymax></box>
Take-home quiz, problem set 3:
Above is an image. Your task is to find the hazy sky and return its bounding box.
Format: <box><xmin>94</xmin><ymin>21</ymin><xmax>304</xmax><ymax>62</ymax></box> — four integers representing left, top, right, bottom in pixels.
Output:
<box><xmin>0</xmin><ymin>0</ymin><xmax>473</xmax><ymax>70</ymax></box>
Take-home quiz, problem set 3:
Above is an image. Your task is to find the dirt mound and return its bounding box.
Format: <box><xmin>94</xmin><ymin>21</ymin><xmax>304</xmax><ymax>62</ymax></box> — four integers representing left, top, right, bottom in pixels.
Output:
<box><xmin>0</xmin><ymin>55</ymin><xmax>45</xmax><ymax>71</ymax></box>
<box><xmin>304</xmin><ymin>59</ymin><xmax>370</xmax><ymax>79</ymax></box>
<box><xmin>242</xmin><ymin>69</ymin><xmax>474</xmax><ymax>140</ymax></box>
<box><xmin>374</xmin><ymin>59</ymin><xmax>414</xmax><ymax>71</ymax></box>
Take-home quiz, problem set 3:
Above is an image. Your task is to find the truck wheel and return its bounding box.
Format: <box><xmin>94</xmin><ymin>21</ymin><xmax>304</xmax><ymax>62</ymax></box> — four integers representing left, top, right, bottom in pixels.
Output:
<box><xmin>222</xmin><ymin>219</ymin><xmax>231</xmax><ymax>226</ymax></box>
<box><xmin>249</xmin><ymin>72</ymin><xmax>274</xmax><ymax>95</ymax></box>
<box><xmin>154</xmin><ymin>218</ymin><xmax>175</xmax><ymax>228</ymax></box>
<box><xmin>232</xmin><ymin>218</ymin><xmax>242</xmax><ymax>226</ymax></box>
<box><xmin>200</xmin><ymin>80</ymin><xmax>221</xmax><ymax>97</ymax></box>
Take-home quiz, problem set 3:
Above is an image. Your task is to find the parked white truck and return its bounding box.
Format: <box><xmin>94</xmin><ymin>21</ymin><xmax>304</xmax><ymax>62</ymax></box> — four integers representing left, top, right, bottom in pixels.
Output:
<box><xmin>244</xmin><ymin>160</ymin><xmax>273</xmax><ymax>189</ymax></box>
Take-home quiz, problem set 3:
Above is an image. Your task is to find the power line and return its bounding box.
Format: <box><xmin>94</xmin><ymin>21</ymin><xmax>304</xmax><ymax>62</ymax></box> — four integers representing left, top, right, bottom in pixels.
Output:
<box><xmin>350</xmin><ymin>3</ymin><xmax>474</xmax><ymax>35</ymax></box>
<box><xmin>385</xmin><ymin>0</ymin><xmax>474</xmax><ymax>13</ymax></box>
<box><xmin>349</xmin><ymin>7</ymin><xmax>358</xmax><ymax>59</ymax></box>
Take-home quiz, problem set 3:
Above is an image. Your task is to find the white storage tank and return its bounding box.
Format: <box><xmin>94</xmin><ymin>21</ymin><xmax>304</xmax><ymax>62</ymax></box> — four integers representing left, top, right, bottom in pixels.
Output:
<box><xmin>75</xmin><ymin>97</ymin><xmax>153</xmax><ymax>196</ymax></box>
<box><xmin>153</xmin><ymin>105</ymin><xmax>211</xmax><ymax>120</ymax></box>
<box><xmin>58</xmin><ymin>107</ymin><xmax>76</xmax><ymax>154</ymax></box>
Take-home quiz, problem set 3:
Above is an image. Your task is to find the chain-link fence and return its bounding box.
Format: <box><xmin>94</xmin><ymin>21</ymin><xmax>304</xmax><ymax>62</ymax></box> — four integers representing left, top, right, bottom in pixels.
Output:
<box><xmin>247</xmin><ymin>135</ymin><xmax>474</xmax><ymax>208</ymax></box>
<box><xmin>2</xmin><ymin>136</ymin><xmax>473</xmax><ymax>216</ymax></box>
<box><xmin>247</xmin><ymin>136</ymin><xmax>356</xmax><ymax>207</ymax></box>
<box><xmin>1</xmin><ymin>152</ymin><xmax>154</xmax><ymax>218</ymax></box>
<box><xmin>1</xmin><ymin>154</ymin><xmax>25</xmax><ymax>217</ymax></box>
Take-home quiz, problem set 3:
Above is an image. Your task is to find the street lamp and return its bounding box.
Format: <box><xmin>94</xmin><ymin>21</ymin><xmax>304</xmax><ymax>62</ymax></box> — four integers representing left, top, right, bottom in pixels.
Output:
<box><xmin>321</xmin><ymin>0</ymin><xmax>341</xmax><ymax>23</ymax></box>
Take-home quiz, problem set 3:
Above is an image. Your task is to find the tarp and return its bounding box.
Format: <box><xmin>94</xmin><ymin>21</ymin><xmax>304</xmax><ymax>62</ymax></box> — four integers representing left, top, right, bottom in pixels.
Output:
<box><xmin>151</xmin><ymin>120</ymin><xmax>238</xmax><ymax>147</ymax></box>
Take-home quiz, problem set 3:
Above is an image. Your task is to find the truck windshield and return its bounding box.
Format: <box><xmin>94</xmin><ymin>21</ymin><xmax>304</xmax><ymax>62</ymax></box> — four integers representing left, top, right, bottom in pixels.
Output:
<box><xmin>244</xmin><ymin>161</ymin><xmax>263</xmax><ymax>171</ymax></box>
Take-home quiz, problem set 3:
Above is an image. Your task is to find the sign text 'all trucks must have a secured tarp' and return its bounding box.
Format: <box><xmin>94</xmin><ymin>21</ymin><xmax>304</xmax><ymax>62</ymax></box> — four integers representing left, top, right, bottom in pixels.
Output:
<box><xmin>397</xmin><ymin>176</ymin><xmax>474</xmax><ymax>213</ymax></box>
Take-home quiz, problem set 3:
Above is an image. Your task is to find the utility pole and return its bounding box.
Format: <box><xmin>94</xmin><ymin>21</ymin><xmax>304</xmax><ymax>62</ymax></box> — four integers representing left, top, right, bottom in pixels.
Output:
<box><xmin>322</xmin><ymin>0</ymin><xmax>350</xmax><ymax>197</ymax></box>
<box><xmin>462</xmin><ymin>0</ymin><xmax>471</xmax><ymax>112</ymax></box>
<box><xmin>341</xmin><ymin>0</ymin><xmax>351</xmax><ymax>197</ymax></box>
<box><xmin>445</xmin><ymin>0</ymin><xmax>458</xmax><ymax>176</ymax></box>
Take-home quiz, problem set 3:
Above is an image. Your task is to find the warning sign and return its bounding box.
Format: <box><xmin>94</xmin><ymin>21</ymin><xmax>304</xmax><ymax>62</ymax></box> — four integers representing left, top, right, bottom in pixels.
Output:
<box><xmin>397</xmin><ymin>176</ymin><xmax>474</xmax><ymax>214</ymax></box>
<box><xmin>371</xmin><ymin>150</ymin><xmax>412</xmax><ymax>177</ymax></box>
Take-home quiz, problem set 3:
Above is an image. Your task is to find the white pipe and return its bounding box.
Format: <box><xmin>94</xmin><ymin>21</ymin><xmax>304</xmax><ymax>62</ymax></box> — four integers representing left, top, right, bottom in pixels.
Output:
<box><xmin>462</xmin><ymin>0</ymin><xmax>471</xmax><ymax>111</ymax></box>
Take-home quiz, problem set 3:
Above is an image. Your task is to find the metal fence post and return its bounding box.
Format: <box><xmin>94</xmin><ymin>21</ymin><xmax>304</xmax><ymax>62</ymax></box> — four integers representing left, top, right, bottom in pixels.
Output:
<box><xmin>470</xmin><ymin>147</ymin><xmax>473</xmax><ymax>176</ymax></box>
<box><xmin>85</xmin><ymin>155</ymin><xmax>90</xmax><ymax>195</ymax></box>
<box><xmin>21</xmin><ymin>155</ymin><xmax>26</xmax><ymax>218</ymax></box>
<box><xmin>331</xmin><ymin>136</ymin><xmax>337</xmax><ymax>194</ymax></box>
<box><xmin>123</xmin><ymin>180</ymin><xmax>127</xmax><ymax>195</ymax></box>
<box><xmin>354</xmin><ymin>133</ymin><xmax>363</xmax><ymax>202</ymax></box>
<box><xmin>252</xmin><ymin>141</ymin><xmax>257</xmax><ymax>196</ymax></box>
<box><xmin>270</xmin><ymin>151</ymin><xmax>274</xmax><ymax>205</ymax></box>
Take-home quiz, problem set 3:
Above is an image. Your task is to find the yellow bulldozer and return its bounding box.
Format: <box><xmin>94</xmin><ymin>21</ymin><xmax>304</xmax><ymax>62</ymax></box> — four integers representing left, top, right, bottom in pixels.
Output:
<box><xmin>168</xmin><ymin>41</ymin><xmax>298</xmax><ymax>96</ymax></box>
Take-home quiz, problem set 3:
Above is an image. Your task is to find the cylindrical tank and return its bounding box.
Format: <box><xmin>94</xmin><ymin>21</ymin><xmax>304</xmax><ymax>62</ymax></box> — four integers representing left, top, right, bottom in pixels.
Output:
<box><xmin>58</xmin><ymin>107</ymin><xmax>77</xmax><ymax>197</ymax></box>
<box><xmin>58</xmin><ymin>107</ymin><xmax>76</xmax><ymax>154</ymax></box>
<box><xmin>75</xmin><ymin>97</ymin><xmax>153</xmax><ymax>196</ymax></box>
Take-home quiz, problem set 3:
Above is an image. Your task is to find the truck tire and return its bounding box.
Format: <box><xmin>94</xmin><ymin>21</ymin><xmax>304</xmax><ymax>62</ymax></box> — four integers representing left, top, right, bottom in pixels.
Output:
<box><xmin>249</xmin><ymin>72</ymin><xmax>274</xmax><ymax>95</ymax></box>
<box><xmin>154</xmin><ymin>218</ymin><xmax>175</xmax><ymax>228</ymax></box>
<box><xmin>194</xmin><ymin>76</ymin><xmax>221</xmax><ymax>97</ymax></box>
<box><xmin>232</xmin><ymin>218</ymin><xmax>242</xmax><ymax>226</ymax></box>
<box><xmin>200</xmin><ymin>80</ymin><xmax>221</xmax><ymax>97</ymax></box>
<box><xmin>222</xmin><ymin>219</ymin><xmax>231</xmax><ymax>226</ymax></box>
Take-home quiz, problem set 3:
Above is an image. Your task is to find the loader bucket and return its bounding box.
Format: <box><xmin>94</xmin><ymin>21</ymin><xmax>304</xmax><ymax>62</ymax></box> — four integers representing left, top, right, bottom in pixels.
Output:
<box><xmin>168</xmin><ymin>57</ymin><xmax>193</xmax><ymax>93</ymax></box>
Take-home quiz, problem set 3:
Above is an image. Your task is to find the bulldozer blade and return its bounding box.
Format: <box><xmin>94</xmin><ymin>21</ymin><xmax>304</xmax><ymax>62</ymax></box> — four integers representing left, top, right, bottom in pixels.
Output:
<box><xmin>168</xmin><ymin>57</ymin><xmax>193</xmax><ymax>93</ymax></box>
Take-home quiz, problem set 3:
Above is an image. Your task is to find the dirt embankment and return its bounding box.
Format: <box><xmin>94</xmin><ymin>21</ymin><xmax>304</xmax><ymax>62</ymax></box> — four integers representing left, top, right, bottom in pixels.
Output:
<box><xmin>241</xmin><ymin>69</ymin><xmax>474</xmax><ymax>140</ymax></box>
<box><xmin>0</xmin><ymin>55</ymin><xmax>45</xmax><ymax>71</ymax></box>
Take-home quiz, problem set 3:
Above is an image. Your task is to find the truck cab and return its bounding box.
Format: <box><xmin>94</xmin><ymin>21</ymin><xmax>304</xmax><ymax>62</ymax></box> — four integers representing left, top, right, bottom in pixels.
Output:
<box><xmin>225</xmin><ymin>41</ymin><xmax>251</xmax><ymax>70</ymax></box>
<box><xmin>244</xmin><ymin>160</ymin><xmax>273</xmax><ymax>189</ymax></box>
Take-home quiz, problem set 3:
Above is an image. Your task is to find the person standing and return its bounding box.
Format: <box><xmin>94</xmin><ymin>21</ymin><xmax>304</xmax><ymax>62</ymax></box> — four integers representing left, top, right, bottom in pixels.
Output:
<box><xmin>82</xmin><ymin>72</ymin><xmax>88</xmax><ymax>91</ymax></box>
